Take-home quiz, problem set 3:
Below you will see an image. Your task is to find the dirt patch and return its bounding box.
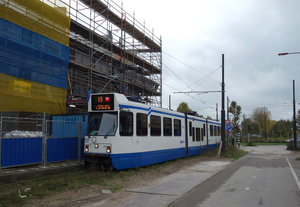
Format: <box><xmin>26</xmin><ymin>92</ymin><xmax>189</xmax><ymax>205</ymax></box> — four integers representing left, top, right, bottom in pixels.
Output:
<box><xmin>24</xmin><ymin>156</ymin><xmax>231</xmax><ymax>207</ymax></box>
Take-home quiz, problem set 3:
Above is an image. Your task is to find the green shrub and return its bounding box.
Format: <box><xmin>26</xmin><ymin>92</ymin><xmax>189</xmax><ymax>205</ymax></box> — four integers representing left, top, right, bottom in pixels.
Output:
<box><xmin>246</xmin><ymin>142</ymin><xmax>256</xmax><ymax>146</ymax></box>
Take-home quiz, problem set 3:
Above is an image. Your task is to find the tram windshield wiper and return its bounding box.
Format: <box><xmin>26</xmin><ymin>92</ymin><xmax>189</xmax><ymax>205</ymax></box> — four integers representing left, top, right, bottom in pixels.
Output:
<box><xmin>104</xmin><ymin>124</ymin><xmax>116</xmax><ymax>138</ymax></box>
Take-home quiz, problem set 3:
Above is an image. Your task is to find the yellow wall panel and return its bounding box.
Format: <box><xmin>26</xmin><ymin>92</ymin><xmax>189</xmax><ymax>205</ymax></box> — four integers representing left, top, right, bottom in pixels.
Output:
<box><xmin>0</xmin><ymin>73</ymin><xmax>66</xmax><ymax>114</ymax></box>
<box><xmin>0</xmin><ymin>0</ymin><xmax>70</xmax><ymax>46</ymax></box>
<box><xmin>9</xmin><ymin>79</ymin><xmax>31</xmax><ymax>93</ymax></box>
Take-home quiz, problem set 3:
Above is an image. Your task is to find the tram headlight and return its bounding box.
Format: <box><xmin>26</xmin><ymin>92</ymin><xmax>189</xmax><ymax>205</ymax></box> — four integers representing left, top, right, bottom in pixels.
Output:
<box><xmin>85</xmin><ymin>145</ymin><xmax>89</xmax><ymax>152</ymax></box>
<box><xmin>94</xmin><ymin>144</ymin><xmax>99</xmax><ymax>148</ymax></box>
<box><xmin>106</xmin><ymin>146</ymin><xmax>111</xmax><ymax>153</ymax></box>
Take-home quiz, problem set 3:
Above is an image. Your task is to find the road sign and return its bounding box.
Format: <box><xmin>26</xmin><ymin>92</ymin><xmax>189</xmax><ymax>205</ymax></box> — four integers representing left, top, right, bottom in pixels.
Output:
<box><xmin>225</xmin><ymin>120</ymin><xmax>230</xmax><ymax>125</ymax></box>
<box><xmin>226</xmin><ymin>125</ymin><xmax>231</xmax><ymax>131</ymax></box>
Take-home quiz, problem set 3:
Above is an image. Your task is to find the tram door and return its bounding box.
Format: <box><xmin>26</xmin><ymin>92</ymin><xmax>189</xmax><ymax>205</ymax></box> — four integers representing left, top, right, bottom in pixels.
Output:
<box><xmin>188</xmin><ymin>121</ymin><xmax>192</xmax><ymax>157</ymax></box>
<box><xmin>194</xmin><ymin>127</ymin><xmax>200</xmax><ymax>154</ymax></box>
<box><xmin>190</xmin><ymin>121</ymin><xmax>205</xmax><ymax>155</ymax></box>
<box><xmin>200</xmin><ymin>128</ymin><xmax>204</xmax><ymax>153</ymax></box>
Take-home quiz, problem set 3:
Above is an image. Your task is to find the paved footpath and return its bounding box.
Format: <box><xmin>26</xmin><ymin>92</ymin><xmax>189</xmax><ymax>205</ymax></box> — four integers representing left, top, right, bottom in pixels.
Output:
<box><xmin>88</xmin><ymin>145</ymin><xmax>299</xmax><ymax>207</ymax></box>
<box><xmin>168</xmin><ymin>145</ymin><xmax>300</xmax><ymax>207</ymax></box>
<box><xmin>120</xmin><ymin>160</ymin><xmax>231</xmax><ymax>207</ymax></box>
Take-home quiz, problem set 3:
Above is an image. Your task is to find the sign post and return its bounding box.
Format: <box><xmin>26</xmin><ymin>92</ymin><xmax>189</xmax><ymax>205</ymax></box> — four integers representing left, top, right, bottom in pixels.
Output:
<box><xmin>225</xmin><ymin>120</ymin><xmax>230</xmax><ymax>144</ymax></box>
<box><xmin>226</xmin><ymin>125</ymin><xmax>231</xmax><ymax>131</ymax></box>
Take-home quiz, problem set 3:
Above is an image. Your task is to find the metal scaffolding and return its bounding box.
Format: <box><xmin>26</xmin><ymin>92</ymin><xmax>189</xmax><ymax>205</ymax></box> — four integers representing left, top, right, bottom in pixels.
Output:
<box><xmin>66</xmin><ymin>0</ymin><xmax>162</xmax><ymax>112</ymax></box>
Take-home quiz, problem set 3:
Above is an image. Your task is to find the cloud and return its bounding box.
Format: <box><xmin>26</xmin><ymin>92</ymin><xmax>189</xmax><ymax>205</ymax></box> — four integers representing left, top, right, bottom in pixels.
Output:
<box><xmin>113</xmin><ymin>0</ymin><xmax>300</xmax><ymax>121</ymax></box>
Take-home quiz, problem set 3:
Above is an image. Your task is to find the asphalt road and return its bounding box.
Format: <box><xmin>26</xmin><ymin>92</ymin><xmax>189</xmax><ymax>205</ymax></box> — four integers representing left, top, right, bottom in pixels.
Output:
<box><xmin>168</xmin><ymin>145</ymin><xmax>300</xmax><ymax>207</ymax></box>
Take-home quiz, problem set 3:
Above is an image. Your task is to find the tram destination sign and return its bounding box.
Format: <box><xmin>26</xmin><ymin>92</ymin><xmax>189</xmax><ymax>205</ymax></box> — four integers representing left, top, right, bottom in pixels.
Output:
<box><xmin>91</xmin><ymin>94</ymin><xmax>114</xmax><ymax>110</ymax></box>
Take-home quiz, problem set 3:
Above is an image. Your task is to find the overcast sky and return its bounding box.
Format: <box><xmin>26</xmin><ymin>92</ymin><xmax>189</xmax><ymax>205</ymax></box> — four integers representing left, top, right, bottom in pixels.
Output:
<box><xmin>112</xmin><ymin>0</ymin><xmax>300</xmax><ymax>122</ymax></box>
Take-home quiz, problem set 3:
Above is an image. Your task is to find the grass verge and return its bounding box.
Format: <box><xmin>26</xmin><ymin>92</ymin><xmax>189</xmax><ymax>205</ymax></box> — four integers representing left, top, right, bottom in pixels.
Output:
<box><xmin>240</xmin><ymin>142</ymin><xmax>285</xmax><ymax>146</ymax></box>
<box><xmin>0</xmin><ymin>146</ymin><xmax>247</xmax><ymax>206</ymax></box>
<box><xmin>221</xmin><ymin>145</ymin><xmax>248</xmax><ymax>160</ymax></box>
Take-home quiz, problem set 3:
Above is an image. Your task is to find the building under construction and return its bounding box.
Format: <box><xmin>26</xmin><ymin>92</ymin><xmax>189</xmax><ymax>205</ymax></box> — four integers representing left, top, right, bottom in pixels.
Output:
<box><xmin>67</xmin><ymin>0</ymin><xmax>162</xmax><ymax>113</ymax></box>
<box><xmin>0</xmin><ymin>0</ymin><xmax>162</xmax><ymax>116</ymax></box>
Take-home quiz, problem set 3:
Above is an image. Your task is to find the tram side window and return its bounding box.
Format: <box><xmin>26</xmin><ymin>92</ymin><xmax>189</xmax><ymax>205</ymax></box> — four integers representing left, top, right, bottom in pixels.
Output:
<box><xmin>150</xmin><ymin>115</ymin><xmax>161</xmax><ymax>136</ymax></box>
<box><xmin>214</xmin><ymin>125</ymin><xmax>217</xmax><ymax>136</ymax></box>
<box><xmin>192</xmin><ymin>127</ymin><xmax>195</xmax><ymax>142</ymax></box>
<box><xmin>189</xmin><ymin>121</ymin><xmax>192</xmax><ymax>136</ymax></box>
<box><xmin>210</xmin><ymin>125</ymin><xmax>213</xmax><ymax>136</ymax></box>
<box><xmin>218</xmin><ymin>126</ymin><xmax>221</xmax><ymax>136</ymax></box>
<box><xmin>163</xmin><ymin>117</ymin><xmax>172</xmax><ymax>136</ymax></box>
<box><xmin>174</xmin><ymin>119</ymin><xmax>181</xmax><ymax>136</ymax></box>
<box><xmin>120</xmin><ymin>111</ymin><xmax>133</xmax><ymax>136</ymax></box>
<box><xmin>137</xmin><ymin>113</ymin><xmax>147</xmax><ymax>136</ymax></box>
<box><xmin>203</xmin><ymin>124</ymin><xmax>206</xmax><ymax>137</ymax></box>
<box><xmin>196</xmin><ymin>128</ymin><xmax>200</xmax><ymax>141</ymax></box>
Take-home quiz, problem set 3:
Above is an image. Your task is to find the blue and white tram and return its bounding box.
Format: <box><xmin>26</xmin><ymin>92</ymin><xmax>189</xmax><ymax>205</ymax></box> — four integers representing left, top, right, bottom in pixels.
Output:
<box><xmin>84</xmin><ymin>93</ymin><xmax>221</xmax><ymax>170</ymax></box>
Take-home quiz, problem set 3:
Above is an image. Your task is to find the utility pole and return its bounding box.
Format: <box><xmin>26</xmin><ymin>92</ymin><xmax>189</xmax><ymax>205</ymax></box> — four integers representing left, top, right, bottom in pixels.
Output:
<box><xmin>293</xmin><ymin>80</ymin><xmax>297</xmax><ymax>150</ymax></box>
<box><xmin>216</xmin><ymin>103</ymin><xmax>218</xmax><ymax>121</ymax></box>
<box><xmin>264</xmin><ymin>106</ymin><xmax>267</xmax><ymax>140</ymax></box>
<box><xmin>227</xmin><ymin>96</ymin><xmax>230</xmax><ymax>144</ymax></box>
<box><xmin>221</xmin><ymin>54</ymin><xmax>226</xmax><ymax>152</ymax></box>
<box><xmin>278</xmin><ymin>53</ymin><xmax>298</xmax><ymax>149</ymax></box>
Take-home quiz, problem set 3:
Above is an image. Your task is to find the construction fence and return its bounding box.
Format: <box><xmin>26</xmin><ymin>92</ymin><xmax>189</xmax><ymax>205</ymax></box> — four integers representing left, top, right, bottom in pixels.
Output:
<box><xmin>0</xmin><ymin>114</ymin><xmax>87</xmax><ymax>169</ymax></box>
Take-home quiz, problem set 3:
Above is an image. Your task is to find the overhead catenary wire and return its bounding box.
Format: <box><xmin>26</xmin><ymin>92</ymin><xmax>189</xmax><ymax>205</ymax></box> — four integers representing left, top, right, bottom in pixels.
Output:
<box><xmin>180</xmin><ymin>66</ymin><xmax>221</xmax><ymax>92</ymax></box>
<box><xmin>162</xmin><ymin>55</ymin><xmax>223</xmax><ymax>110</ymax></box>
<box><xmin>162</xmin><ymin>51</ymin><xmax>222</xmax><ymax>94</ymax></box>
<box><xmin>162</xmin><ymin>82</ymin><xmax>207</xmax><ymax>109</ymax></box>
<box><xmin>241</xmin><ymin>102</ymin><xmax>294</xmax><ymax>109</ymax></box>
<box><xmin>162</xmin><ymin>53</ymin><xmax>293</xmax><ymax>117</ymax></box>
<box><xmin>162</xmin><ymin>69</ymin><xmax>209</xmax><ymax>109</ymax></box>
<box><xmin>162</xmin><ymin>63</ymin><xmax>194</xmax><ymax>91</ymax></box>
<box><xmin>192</xmin><ymin>66</ymin><xmax>221</xmax><ymax>90</ymax></box>
<box><xmin>163</xmin><ymin>82</ymin><xmax>199</xmax><ymax>102</ymax></box>
<box><xmin>163</xmin><ymin>81</ymin><xmax>215</xmax><ymax>110</ymax></box>
<box><xmin>163</xmin><ymin>51</ymin><xmax>221</xmax><ymax>84</ymax></box>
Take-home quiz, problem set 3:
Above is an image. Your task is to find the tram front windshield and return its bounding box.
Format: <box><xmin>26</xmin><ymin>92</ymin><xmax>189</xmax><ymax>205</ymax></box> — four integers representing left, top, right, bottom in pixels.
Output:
<box><xmin>87</xmin><ymin>112</ymin><xmax>117</xmax><ymax>136</ymax></box>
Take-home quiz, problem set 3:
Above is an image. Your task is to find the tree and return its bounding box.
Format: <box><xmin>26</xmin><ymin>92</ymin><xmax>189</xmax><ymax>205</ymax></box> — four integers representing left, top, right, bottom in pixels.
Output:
<box><xmin>272</xmin><ymin>119</ymin><xmax>293</xmax><ymax>138</ymax></box>
<box><xmin>285</xmin><ymin>119</ymin><xmax>293</xmax><ymax>137</ymax></box>
<box><xmin>241</xmin><ymin>114</ymin><xmax>259</xmax><ymax>138</ymax></box>
<box><xmin>228</xmin><ymin>101</ymin><xmax>242</xmax><ymax>133</ymax></box>
<box><xmin>273</xmin><ymin>120</ymin><xmax>286</xmax><ymax>137</ymax></box>
<box><xmin>251</xmin><ymin>107</ymin><xmax>272</xmax><ymax>140</ymax></box>
<box><xmin>297</xmin><ymin>109</ymin><xmax>300</xmax><ymax>128</ymax></box>
<box><xmin>268</xmin><ymin>120</ymin><xmax>277</xmax><ymax>137</ymax></box>
<box><xmin>177</xmin><ymin>102</ymin><xmax>193</xmax><ymax>112</ymax></box>
<box><xmin>241</xmin><ymin>114</ymin><xmax>251</xmax><ymax>138</ymax></box>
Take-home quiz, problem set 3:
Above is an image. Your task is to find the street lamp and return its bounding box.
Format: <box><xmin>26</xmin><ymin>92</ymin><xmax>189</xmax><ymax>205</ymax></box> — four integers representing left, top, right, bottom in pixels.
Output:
<box><xmin>278</xmin><ymin>52</ymin><xmax>298</xmax><ymax>150</ymax></box>
<box><xmin>278</xmin><ymin>52</ymin><xmax>300</xmax><ymax>56</ymax></box>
